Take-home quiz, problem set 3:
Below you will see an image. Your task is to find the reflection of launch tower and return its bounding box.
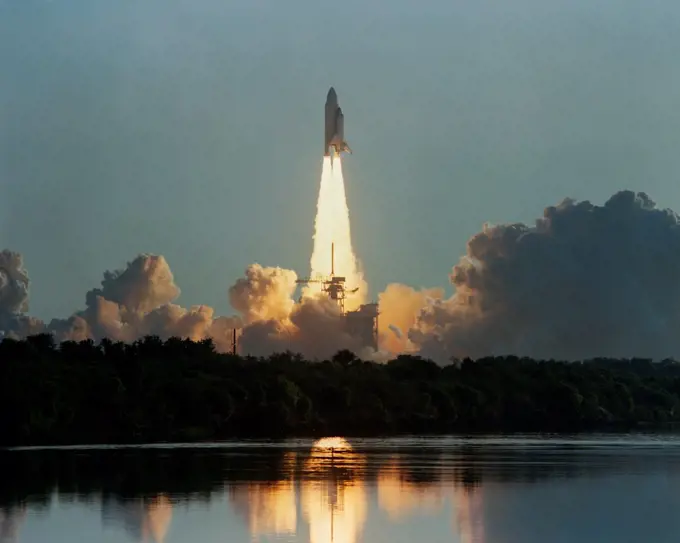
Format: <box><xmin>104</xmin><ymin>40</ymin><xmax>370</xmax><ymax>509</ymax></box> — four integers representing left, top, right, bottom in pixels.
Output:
<box><xmin>302</xmin><ymin>480</ymin><xmax>366</xmax><ymax>543</ymax></box>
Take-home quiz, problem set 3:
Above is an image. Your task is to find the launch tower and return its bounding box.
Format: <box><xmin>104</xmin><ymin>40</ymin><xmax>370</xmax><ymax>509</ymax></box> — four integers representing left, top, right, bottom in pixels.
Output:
<box><xmin>296</xmin><ymin>243</ymin><xmax>379</xmax><ymax>350</ymax></box>
<box><xmin>296</xmin><ymin>243</ymin><xmax>358</xmax><ymax>314</ymax></box>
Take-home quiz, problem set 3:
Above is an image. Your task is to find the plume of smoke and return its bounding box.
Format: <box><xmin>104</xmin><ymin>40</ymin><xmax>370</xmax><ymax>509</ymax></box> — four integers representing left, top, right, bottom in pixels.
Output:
<box><xmin>236</xmin><ymin>319</ymin><xmax>292</xmax><ymax>357</ymax></box>
<box><xmin>377</xmin><ymin>283</ymin><xmax>445</xmax><ymax>354</ymax></box>
<box><xmin>237</xmin><ymin>296</ymin><xmax>376</xmax><ymax>360</ymax></box>
<box><xmin>48</xmin><ymin>254</ymin><xmax>181</xmax><ymax>342</ymax></box>
<box><xmin>9</xmin><ymin>190</ymin><xmax>680</xmax><ymax>363</ymax></box>
<box><xmin>287</xmin><ymin>296</ymin><xmax>371</xmax><ymax>359</ymax></box>
<box><xmin>86</xmin><ymin>254</ymin><xmax>179</xmax><ymax>314</ymax></box>
<box><xmin>0</xmin><ymin>251</ymin><xmax>376</xmax><ymax>359</ymax></box>
<box><xmin>0</xmin><ymin>250</ymin><xmax>30</xmax><ymax>315</ymax></box>
<box><xmin>236</xmin><ymin>296</ymin><xmax>349</xmax><ymax>359</ymax></box>
<box><xmin>228</xmin><ymin>264</ymin><xmax>298</xmax><ymax>324</ymax></box>
<box><xmin>408</xmin><ymin>190</ymin><xmax>680</xmax><ymax>362</ymax></box>
<box><xmin>141</xmin><ymin>304</ymin><xmax>239</xmax><ymax>351</ymax></box>
<box><xmin>0</xmin><ymin>250</ymin><xmax>45</xmax><ymax>339</ymax></box>
<box><xmin>44</xmin><ymin>254</ymin><xmax>239</xmax><ymax>349</ymax></box>
<box><xmin>229</xmin><ymin>264</ymin><xmax>373</xmax><ymax>359</ymax></box>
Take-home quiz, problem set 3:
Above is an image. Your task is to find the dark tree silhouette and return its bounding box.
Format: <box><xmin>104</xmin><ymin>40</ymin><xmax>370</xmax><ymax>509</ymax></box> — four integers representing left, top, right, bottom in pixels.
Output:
<box><xmin>2</xmin><ymin>335</ymin><xmax>680</xmax><ymax>446</ymax></box>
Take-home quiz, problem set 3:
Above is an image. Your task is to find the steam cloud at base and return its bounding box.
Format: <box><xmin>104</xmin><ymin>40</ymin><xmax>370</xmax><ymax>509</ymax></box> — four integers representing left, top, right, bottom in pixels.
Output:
<box><xmin>3</xmin><ymin>190</ymin><xmax>680</xmax><ymax>363</ymax></box>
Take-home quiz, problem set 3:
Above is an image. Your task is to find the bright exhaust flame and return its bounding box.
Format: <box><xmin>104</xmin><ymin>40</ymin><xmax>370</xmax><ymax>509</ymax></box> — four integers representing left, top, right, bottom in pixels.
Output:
<box><xmin>305</xmin><ymin>154</ymin><xmax>366</xmax><ymax>311</ymax></box>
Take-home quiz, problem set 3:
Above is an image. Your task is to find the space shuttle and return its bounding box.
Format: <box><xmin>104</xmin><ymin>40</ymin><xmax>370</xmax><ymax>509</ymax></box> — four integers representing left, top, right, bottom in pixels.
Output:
<box><xmin>324</xmin><ymin>87</ymin><xmax>352</xmax><ymax>158</ymax></box>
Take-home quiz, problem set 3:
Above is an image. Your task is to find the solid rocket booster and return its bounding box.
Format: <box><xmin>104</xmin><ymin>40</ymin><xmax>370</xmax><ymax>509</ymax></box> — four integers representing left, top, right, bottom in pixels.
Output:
<box><xmin>324</xmin><ymin>87</ymin><xmax>352</xmax><ymax>157</ymax></box>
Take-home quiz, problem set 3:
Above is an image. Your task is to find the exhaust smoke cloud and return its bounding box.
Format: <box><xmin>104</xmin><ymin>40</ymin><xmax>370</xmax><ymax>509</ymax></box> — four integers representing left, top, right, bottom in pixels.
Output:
<box><xmin>4</xmin><ymin>190</ymin><xmax>680</xmax><ymax>362</ymax></box>
<box><xmin>406</xmin><ymin>190</ymin><xmax>680</xmax><ymax>362</ymax></box>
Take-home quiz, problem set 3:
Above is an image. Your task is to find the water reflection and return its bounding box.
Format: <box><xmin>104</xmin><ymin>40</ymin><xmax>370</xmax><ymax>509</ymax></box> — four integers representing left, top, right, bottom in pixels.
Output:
<box><xmin>0</xmin><ymin>505</ymin><xmax>25</xmax><ymax>543</ymax></box>
<box><xmin>229</xmin><ymin>438</ymin><xmax>368</xmax><ymax>542</ymax></box>
<box><xmin>301</xmin><ymin>438</ymin><xmax>366</xmax><ymax>543</ymax></box>
<box><xmin>229</xmin><ymin>452</ymin><xmax>298</xmax><ymax>537</ymax></box>
<box><xmin>4</xmin><ymin>435</ymin><xmax>680</xmax><ymax>543</ymax></box>
<box><xmin>102</xmin><ymin>495</ymin><xmax>172</xmax><ymax>543</ymax></box>
<box><xmin>452</xmin><ymin>486</ymin><xmax>485</xmax><ymax>543</ymax></box>
<box><xmin>377</xmin><ymin>457</ymin><xmax>446</xmax><ymax>519</ymax></box>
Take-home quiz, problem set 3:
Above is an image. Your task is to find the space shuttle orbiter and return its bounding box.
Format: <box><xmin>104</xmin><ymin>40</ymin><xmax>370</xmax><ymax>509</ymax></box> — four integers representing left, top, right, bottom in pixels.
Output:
<box><xmin>324</xmin><ymin>87</ymin><xmax>352</xmax><ymax>158</ymax></box>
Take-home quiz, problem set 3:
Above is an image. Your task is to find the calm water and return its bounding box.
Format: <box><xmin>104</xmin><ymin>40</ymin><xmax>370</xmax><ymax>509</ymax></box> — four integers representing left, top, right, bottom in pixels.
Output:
<box><xmin>4</xmin><ymin>434</ymin><xmax>680</xmax><ymax>543</ymax></box>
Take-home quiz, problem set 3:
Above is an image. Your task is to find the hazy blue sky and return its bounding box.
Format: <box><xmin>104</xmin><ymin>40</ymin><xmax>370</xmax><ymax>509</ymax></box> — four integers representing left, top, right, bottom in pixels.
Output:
<box><xmin>2</xmin><ymin>0</ymin><xmax>680</xmax><ymax>321</ymax></box>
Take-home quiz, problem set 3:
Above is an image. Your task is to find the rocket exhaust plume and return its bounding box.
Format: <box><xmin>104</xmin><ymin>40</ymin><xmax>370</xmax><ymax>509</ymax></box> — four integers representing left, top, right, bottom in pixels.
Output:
<box><xmin>305</xmin><ymin>154</ymin><xmax>366</xmax><ymax>311</ymax></box>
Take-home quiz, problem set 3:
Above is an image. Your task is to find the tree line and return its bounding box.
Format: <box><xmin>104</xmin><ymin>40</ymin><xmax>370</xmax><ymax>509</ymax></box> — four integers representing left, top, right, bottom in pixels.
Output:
<box><xmin>2</xmin><ymin>334</ymin><xmax>680</xmax><ymax>446</ymax></box>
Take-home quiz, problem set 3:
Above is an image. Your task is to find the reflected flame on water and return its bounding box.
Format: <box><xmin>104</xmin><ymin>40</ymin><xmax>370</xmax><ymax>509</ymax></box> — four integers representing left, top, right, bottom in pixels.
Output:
<box><xmin>229</xmin><ymin>452</ymin><xmax>298</xmax><ymax>536</ymax></box>
<box><xmin>302</xmin><ymin>438</ymin><xmax>366</xmax><ymax>543</ymax></box>
<box><xmin>145</xmin><ymin>495</ymin><xmax>172</xmax><ymax>543</ymax></box>
<box><xmin>302</xmin><ymin>481</ymin><xmax>366</xmax><ymax>543</ymax></box>
<box><xmin>377</xmin><ymin>458</ymin><xmax>447</xmax><ymax>519</ymax></box>
<box><xmin>233</xmin><ymin>481</ymin><xmax>297</xmax><ymax>536</ymax></box>
<box><xmin>102</xmin><ymin>494</ymin><xmax>172</xmax><ymax>543</ymax></box>
<box><xmin>304</xmin><ymin>437</ymin><xmax>361</xmax><ymax>475</ymax></box>
<box><xmin>311</xmin><ymin>437</ymin><xmax>353</xmax><ymax>451</ymax></box>
<box><xmin>376</xmin><ymin>455</ymin><xmax>486</xmax><ymax>543</ymax></box>
<box><xmin>231</xmin><ymin>439</ymin><xmax>488</xmax><ymax>543</ymax></box>
<box><xmin>232</xmin><ymin>438</ymin><xmax>367</xmax><ymax>543</ymax></box>
<box><xmin>452</xmin><ymin>486</ymin><xmax>485</xmax><ymax>543</ymax></box>
<box><xmin>0</xmin><ymin>505</ymin><xmax>26</xmax><ymax>543</ymax></box>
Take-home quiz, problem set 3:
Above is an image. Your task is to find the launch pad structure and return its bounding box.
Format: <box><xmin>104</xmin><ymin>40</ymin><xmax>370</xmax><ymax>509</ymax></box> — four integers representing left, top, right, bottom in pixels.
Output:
<box><xmin>296</xmin><ymin>243</ymin><xmax>379</xmax><ymax>351</ymax></box>
<box><xmin>297</xmin><ymin>243</ymin><xmax>358</xmax><ymax>314</ymax></box>
<box><xmin>231</xmin><ymin>246</ymin><xmax>379</xmax><ymax>355</ymax></box>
